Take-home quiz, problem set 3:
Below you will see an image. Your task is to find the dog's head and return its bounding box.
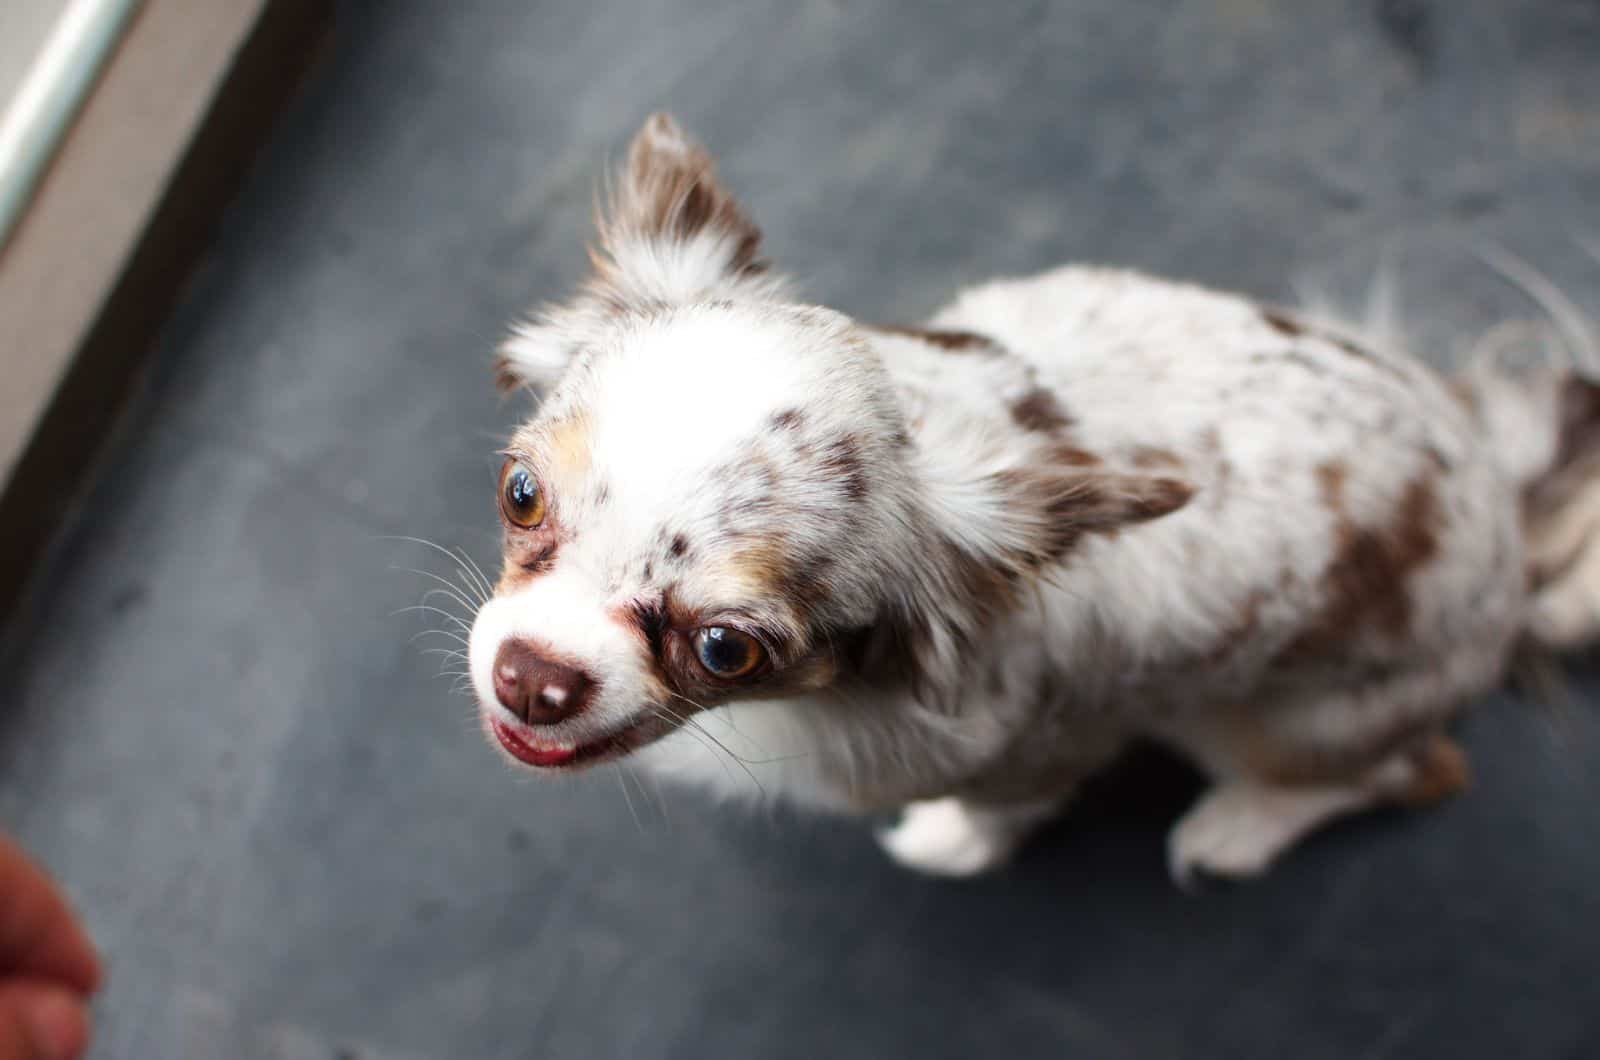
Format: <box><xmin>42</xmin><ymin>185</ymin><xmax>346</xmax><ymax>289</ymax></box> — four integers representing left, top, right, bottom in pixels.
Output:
<box><xmin>468</xmin><ymin>115</ymin><xmax>1191</xmax><ymax>771</ymax></box>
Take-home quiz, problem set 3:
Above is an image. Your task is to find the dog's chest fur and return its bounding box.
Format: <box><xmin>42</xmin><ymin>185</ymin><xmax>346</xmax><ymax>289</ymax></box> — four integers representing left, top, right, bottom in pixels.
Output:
<box><xmin>636</xmin><ymin>264</ymin><xmax>1525</xmax><ymax>811</ymax></box>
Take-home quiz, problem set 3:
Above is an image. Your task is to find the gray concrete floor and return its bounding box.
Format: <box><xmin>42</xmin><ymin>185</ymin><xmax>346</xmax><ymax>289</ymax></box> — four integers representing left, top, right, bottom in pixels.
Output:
<box><xmin>4</xmin><ymin>1</ymin><xmax>1600</xmax><ymax>1057</ymax></box>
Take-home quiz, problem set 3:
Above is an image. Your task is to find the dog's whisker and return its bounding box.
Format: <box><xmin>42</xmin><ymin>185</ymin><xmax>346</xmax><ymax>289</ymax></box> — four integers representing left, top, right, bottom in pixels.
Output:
<box><xmin>381</xmin><ymin>536</ymin><xmax>491</xmax><ymax>606</ymax></box>
<box><xmin>410</xmin><ymin>628</ymin><xmax>470</xmax><ymax>648</ymax></box>
<box><xmin>664</xmin><ymin>692</ymin><xmax>811</xmax><ymax>763</ymax></box>
<box><xmin>1575</xmin><ymin>236</ymin><xmax>1600</xmax><ymax>272</ymax></box>
<box><xmin>418</xmin><ymin>588</ymin><xmax>480</xmax><ymax>629</ymax></box>
<box><xmin>658</xmin><ymin>695</ymin><xmax>808</xmax><ymax>768</ymax></box>
<box><xmin>421</xmin><ymin>647</ymin><xmax>467</xmax><ymax>660</ymax></box>
<box><xmin>626</xmin><ymin>762</ymin><xmax>669</xmax><ymax>823</ymax></box>
<box><xmin>390</xmin><ymin>566</ymin><xmax>483</xmax><ymax>618</ymax></box>
<box><xmin>393</xmin><ymin>603</ymin><xmax>473</xmax><ymax>634</ymax></box>
<box><xmin>1476</xmin><ymin>243</ymin><xmax>1600</xmax><ymax>373</ymax></box>
<box><xmin>646</xmin><ymin>706</ymin><xmax>746</xmax><ymax>790</ymax></box>
<box><xmin>613</xmin><ymin>765</ymin><xmax>643</xmax><ymax>830</ymax></box>
<box><xmin>647</xmin><ymin>705</ymin><xmax>770</xmax><ymax>798</ymax></box>
<box><xmin>419</xmin><ymin>584</ymin><xmax>481</xmax><ymax>622</ymax></box>
<box><xmin>452</xmin><ymin>545</ymin><xmax>497</xmax><ymax>605</ymax></box>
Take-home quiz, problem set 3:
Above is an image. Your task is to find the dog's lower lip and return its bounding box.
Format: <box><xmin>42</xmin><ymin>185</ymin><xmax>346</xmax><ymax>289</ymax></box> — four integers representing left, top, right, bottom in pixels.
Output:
<box><xmin>492</xmin><ymin>721</ymin><xmax>579</xmax><ymax>767</ymax></box>
<box><xmin>490</xmin><ymin>718</ymin><xmax>638</xmax><ymax>768</ymax></box>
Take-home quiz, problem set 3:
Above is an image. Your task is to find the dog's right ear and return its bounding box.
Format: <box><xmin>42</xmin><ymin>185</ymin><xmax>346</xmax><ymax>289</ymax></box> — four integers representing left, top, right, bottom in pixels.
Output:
<box><xmin>494</xmin><ymin>113</ymin><xmax>786</xmax><ymax>395</ymax></box>
<box><xmin>594</xmin><ymin>112</ymin><xmax>769</xmax><ymax>297</ymax></box>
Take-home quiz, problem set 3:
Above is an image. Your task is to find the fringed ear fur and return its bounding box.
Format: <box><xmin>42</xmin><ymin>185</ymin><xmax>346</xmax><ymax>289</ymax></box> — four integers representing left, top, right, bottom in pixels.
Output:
<box><xmin>594</xmin><ymin>112</ymin><xmax>768</xmax><ymax>290</ymax></box>
<box><xmin>885</xmin><ymin>452</ymin><xmax>1194</xmax><ymax>707</ymax></box>
<box><xmin>494</xmin><ymin>113</ymin><xmax>784</xmax><ymax>395</ymax></box>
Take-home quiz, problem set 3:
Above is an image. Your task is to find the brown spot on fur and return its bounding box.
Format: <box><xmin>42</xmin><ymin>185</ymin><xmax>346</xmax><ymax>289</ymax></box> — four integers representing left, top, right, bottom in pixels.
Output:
<box><xmin>1130</xmin><ymin>446</ymin><xmax>1184</xmax><ymax>470</ymax></box>
<box><xmin>1394</xmin><ymin>733</ymin><xmax>1471</xmax><ymax>806</ymax></box>
<box><xmin>493</xmin><ymin>355</ymin><xmax>524</xmax><ymax>394</ymax></box>
<box><xmin>873</xmin><ymin>325</ymin><xmax>1002</xmax><ymax>354</ymax></box>
<box><xmin>1316</xmin><ymin>462</ymin><xmax>1348</xmax><ymax>514</ymax></box>
<box><xmin>780</xmin><ymin>553</ymin><xmax>836</xmax><ymax>615</ymax></box>
<box><xmin>669</xmin><ymin>534</ymin><xmax>690</xmax><ymax>558</ymax></box>
<box><xmin>1328</xmin><ymin>333</ymin><xmax>1375</xmax><ymax>359</ymax></box>
<box><xmin>1282</xmin><ymin>467</ymin><xmax>1442</xmax><ymax>659</ymax></box>
<box><xmin>1261</xmin><ymin>307</ymin><xmax>1306</xmax><ymax>337</ymax></box>
<box><xmin>496</xmin><ymin>538</ymin><xmax>558</xmax><ymax>592</ymax></box>
<box><xmin>1009</xmin><ymin>388</ymin><xmax>1073</xmax><ymax>433</ymax></box>
<box><xmin>1128</xmin><ymin>478</ymin><xmax>1195</xmax><ymax>522</ymax></box>
<box><xmin>1045</xmin><ymin>442</ymin><xmax>1104</xmax><ymax>467</ymax></box>
<box><xmin>1260</xmin><ymin>303</ymin><xmax>1395</xmax><ymax>368</ymax></box>
<box><xmin>720</xmin><ymin>540</ymin><xmax>794</xmax><ymax>597</ymax></box>
<box><xmin>771</xmin><ymin>408</ymin><xmax>805</xmax><ymax>432</ymax></box>
<box><xmin>820</xmin><ymin>434</ymin><xmax>869</xmax><ymax>500</ymax></box>
<box><xmin>1203</xmin><ymin>592</ymin><xmax>1264</xmax><ymax>666</ymax></box>
<box><xmin>1449</xmin><ymin>378</ymin><xmax>1481</xmax><ymax>417</ymax></box>
<box><xmin>545</xmin><ymin>414</ymin><xmax>592</xmax><ymax>477</ymax></box>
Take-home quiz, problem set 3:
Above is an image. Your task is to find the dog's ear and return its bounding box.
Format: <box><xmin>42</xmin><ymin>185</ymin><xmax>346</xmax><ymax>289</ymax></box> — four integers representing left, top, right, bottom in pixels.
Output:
<box><xmin>593</xmin><ymin>113</ymin><xmax>768</xmax><ymax>296</ymax></box>
<box><xmin>891</xmin><ymin>448</ymin><xmax>1194</xmax><ymax>706</ymax></box>
<box><xmin>494</xmin><ymin>113</ymin><xmax>785</xmax><ymax>395</ymax></box>
<box><xmin>984</xmin><ymin>457</ymin><xmax>1194</xmax><ymax>568</ymax></box>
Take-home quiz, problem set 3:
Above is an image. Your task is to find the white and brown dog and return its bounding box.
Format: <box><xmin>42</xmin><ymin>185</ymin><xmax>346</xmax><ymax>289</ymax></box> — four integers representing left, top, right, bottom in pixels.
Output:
<box><xmin>466</xmin><ymin>114</ymin><xmax>1600</xmax><ymax>882</ymax></box>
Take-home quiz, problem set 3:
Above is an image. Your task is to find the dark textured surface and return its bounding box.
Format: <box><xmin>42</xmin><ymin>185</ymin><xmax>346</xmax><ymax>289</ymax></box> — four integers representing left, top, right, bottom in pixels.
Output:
<box><xmin>4</xmin><ymin>2</ymin><xmax>1600</xmax><ymax>1057</ymax></box>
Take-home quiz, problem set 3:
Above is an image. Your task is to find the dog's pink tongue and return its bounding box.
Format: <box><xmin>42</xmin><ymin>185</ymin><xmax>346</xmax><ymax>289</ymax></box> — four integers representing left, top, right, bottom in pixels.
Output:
<box><xmin>493</xmin><ymin>720</ymin><xmax>579</xmax><ymax>767</ymax></box>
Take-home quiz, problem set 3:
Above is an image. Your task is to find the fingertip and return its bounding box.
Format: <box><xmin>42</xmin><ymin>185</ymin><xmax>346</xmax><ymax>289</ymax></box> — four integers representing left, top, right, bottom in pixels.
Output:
<box><xmin>74</xmin><ymin>944</ymin><xmax>104</xmax><ymax>997</ymax></box>
<box><xmin>18</xmin><ymin>987</ymin><xmax>91</xmax><ymax>1060</ymax></box>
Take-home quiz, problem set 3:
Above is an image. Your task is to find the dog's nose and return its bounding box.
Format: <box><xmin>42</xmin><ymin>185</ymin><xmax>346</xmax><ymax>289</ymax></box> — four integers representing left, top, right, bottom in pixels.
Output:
<box><xmin>492</xmin><ymin>640</ymin><xmax>594</xmax><ymax>725</ymax></box>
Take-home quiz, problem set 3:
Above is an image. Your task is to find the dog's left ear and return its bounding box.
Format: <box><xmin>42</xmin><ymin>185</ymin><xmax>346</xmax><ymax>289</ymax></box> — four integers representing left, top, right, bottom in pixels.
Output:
<box><xmin>894</xmin><ymin>452</ymin><xmax>1194</xmax><ymax>706</ymax></box>
<box><xmin>496</xmin><ymin>113</ymin><xmax>784</xmax><ymax>395</ymax></box>
<box><xmin>988</xmin><ymin>459</ymin><xmax>1194</xmax><ymax>568</ymax></box>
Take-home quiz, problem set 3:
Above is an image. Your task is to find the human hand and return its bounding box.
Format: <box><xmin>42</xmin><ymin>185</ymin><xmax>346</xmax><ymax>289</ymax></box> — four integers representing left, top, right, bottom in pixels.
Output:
<box><xmin>0</xmin><ymin>835</ymin><xmax>100</xmax><ymax>1060</ymax></box>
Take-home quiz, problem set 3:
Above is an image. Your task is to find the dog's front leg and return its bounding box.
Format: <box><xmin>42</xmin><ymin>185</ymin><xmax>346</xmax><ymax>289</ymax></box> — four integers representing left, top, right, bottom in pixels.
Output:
<box><xmin>876</xmin><ymin>796</ymin><xmax>1066</xmax><ymax>877</ymax></box>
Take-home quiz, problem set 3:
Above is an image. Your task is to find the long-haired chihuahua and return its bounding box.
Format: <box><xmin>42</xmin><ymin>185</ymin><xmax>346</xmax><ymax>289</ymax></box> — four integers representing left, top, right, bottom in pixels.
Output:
<box><xmin>463</xmin><ymin>114</ymin><xmax>1600</xmax><ymax>882</ymax></box>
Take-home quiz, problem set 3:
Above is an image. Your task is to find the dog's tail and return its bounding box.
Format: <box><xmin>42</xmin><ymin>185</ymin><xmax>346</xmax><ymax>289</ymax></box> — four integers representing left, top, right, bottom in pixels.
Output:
<box><xmin>1461</xmin><ymin>353</ymin><xmax>1600</xmax><ymax>650</ymax></box>
<box><xmin>1298</xmin><ymin>244</ymin><xmax>1600</xmax><ymax>653</ymax></box>
<box><xmin>1453</xmin><ymin>247</ymin><xmax>1600</xmax><ymax>652</ymax></box>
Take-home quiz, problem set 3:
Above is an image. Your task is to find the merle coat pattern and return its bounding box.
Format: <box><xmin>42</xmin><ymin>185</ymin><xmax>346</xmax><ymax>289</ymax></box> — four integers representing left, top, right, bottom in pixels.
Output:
<box><xmin>466</xmin><ymin>115</ymin><xmax>1600</xmax><ymax>880</ymax></box>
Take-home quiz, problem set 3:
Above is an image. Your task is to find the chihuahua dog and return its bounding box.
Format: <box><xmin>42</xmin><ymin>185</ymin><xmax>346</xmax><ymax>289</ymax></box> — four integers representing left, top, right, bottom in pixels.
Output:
<box><xmin>466</xmin><ymin>114</ymin><xmax>1600</xmax><ymax>881</ymax></box>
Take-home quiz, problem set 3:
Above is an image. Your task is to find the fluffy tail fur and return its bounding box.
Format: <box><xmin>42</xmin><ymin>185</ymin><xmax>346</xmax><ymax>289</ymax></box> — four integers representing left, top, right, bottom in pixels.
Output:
<box><xmin>1297</xmin><ymin>247</ymin><xmax>1600</xmax><ymax>651</ymax></box>
<box><xmin>1457</xmin><ymin>343</ymin><xmax>1600</xmax><ymax>650</ymax></box>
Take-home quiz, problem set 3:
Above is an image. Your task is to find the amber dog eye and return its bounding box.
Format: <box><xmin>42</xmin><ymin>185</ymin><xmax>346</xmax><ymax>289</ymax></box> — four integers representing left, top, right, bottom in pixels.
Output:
<box><xmin>692</xmin><ymin>627</ymin><xmax>766</xmax><ymax>680</ymax></box>
<box><xmin>499</xmin><ymin>460</ymin><xmax>546</xmax><ymax>528</ymax></box>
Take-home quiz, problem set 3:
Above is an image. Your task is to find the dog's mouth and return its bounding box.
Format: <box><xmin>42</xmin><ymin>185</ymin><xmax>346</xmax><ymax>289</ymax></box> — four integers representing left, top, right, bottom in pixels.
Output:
<box><xmin>489</xmin><ymin>716</ymin><xmax>657</xmax><ymax>770</ymax></box>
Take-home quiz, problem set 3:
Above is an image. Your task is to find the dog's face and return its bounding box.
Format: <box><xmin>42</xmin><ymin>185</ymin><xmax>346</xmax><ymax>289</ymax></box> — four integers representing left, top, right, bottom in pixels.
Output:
<box><xmin>470</xmin><ymin>299</ymin><xmax>918</xmax><ymax>769</ymax></box>
<box><xmin>466</xmin><ymin>114</ymin><xmax>1192</xmax><ymax>772</ymax></box>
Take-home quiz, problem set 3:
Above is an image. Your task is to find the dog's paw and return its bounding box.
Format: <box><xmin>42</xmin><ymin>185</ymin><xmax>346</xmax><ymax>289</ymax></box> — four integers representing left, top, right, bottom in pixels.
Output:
<box><xmin>1166</xmin><ymin>782</ymin><xmax>1372</xmax><ymax>886</ymax></box>
<box><xmin>1167</xmin><ymin>786</ymin><xmax>1287</xmax><ymax>885</ymax></box>
<box><xmin>876</xmin><ymin>798</ymin><xmax>1017</xmax><ymax>877</ymax></box>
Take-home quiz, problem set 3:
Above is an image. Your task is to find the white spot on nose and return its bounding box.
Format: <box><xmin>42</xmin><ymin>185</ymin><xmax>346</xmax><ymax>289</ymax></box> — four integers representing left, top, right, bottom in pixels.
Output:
<box><xmin>539</xmin><ymin>684</ymin><xmax>568</xmax><ymax>706</ymax></box>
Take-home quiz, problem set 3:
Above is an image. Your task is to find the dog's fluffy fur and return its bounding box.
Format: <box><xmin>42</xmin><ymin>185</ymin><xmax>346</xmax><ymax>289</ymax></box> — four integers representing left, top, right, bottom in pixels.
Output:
<box><xmin>467</xmin><ymin>114</ymin><xmax>1600</xmax><ymax>881</ymax></box>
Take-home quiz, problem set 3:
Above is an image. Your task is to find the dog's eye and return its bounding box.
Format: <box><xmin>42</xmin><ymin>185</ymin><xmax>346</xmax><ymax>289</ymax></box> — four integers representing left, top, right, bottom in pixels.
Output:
<box><xmin>499</xmin><ymin>460</ymin><xmax>546</xmax><ymax>528</ymax></box>
<box><xmin>692</xmin><ymin>627</ymin><xmax>766</xmax><ymax>680</ymax></box>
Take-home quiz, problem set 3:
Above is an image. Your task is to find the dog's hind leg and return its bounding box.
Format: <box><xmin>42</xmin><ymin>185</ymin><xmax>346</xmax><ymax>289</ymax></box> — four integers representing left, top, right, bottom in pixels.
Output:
<box><xmin>1155</xmin><ymin>668</ymin><xmax>1475</xmax><ymax>883</ymax></box>
<box><xmin>1166</xmin><ymin>734</ymin><xmax>1467</xmax><ymax>883</ymax></box>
